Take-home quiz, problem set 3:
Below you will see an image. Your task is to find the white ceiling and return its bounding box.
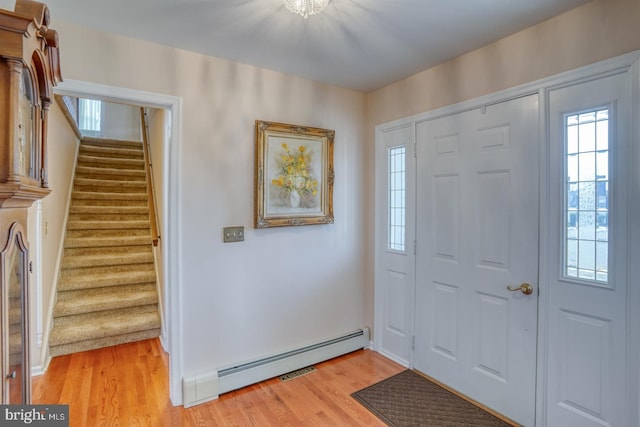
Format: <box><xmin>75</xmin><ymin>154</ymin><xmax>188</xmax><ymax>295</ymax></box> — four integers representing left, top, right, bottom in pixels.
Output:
<box><xmin>6</xmin><ymin>0</ymin><xmax>590</xmax><ymax>92</ymax></box>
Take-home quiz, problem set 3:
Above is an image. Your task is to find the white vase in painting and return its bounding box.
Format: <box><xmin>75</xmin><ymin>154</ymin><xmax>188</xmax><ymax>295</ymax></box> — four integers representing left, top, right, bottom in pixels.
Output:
<box><xmin>289</xmin><ymin>189</ymin><xmax>301</xmax><ymax>208</ymax></box>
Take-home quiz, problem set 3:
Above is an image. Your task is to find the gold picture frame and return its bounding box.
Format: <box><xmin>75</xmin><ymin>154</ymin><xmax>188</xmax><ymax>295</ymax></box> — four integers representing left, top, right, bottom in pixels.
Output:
<box><xmin>255</xmin><ymin>120</ymin><xmax>334</xmax><ymax>228</ymax></box>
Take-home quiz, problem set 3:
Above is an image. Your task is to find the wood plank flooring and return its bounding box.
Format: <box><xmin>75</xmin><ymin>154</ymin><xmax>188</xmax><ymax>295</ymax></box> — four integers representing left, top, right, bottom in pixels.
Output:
<box><xmin>32</xmin><ymin>338</ymin><xmax>405</xmax><ymax>426</ymax></box>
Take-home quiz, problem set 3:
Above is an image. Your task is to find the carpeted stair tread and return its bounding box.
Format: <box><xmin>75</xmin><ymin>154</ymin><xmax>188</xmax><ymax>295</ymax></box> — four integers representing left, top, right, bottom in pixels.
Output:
<box><xmin>61</xmin><ymin>251</ymin><xmax>153</xmax><ymax>268</ymax></box>
<box><xmin>65</xmin><ymin>235</ymin><xmax>151</xmax><ymax>248</ymax></box>
<box><xmin>74</xmin><ymin>177</ymin><xmax>147</xmax><ymax>190</ymax></box>
<box><xmin>69</xmin><ymin>205</ymin><xmax>149</xmax><ymax>214</ymax></box>
<box><xmin>65</xmin><ymin>228</ymin><xmax>151</xmax><ymax>239</ymax></box>
<box><xmin>74</xmin><ymin>183</ymin><xmax>147</xmax><ymax>193</ymax></box>
<box><xmin>54</xmin><ymin>284</ymin><xmax>158</xmax><ymax>317</ymax></box>
<box><xmin>81</xmin><ymin>136</ymin><xmax>142</xmax><ymax>149</ymax></box>
<box><xmin>70</xmin><ymin>198</ymin><xmax>148</xmax><ymax>208</ymax></box>
<box><xmin>77</xmin><ymin>154</ymin><xmax>144</xmax><ymax>169</ymax></box>
<box><xmin>72</xmin><ymin>191</ymin><xmax>148</xmax><ymax>201</ymax></box>
<box><xmin>63</xmin><ymin>244</ymin><xmax>151</xmax><ymax>257</ymax></box>
<box><xmin>68</xmin><ymin>211</ymin><xmax>150</xmax><ymax>221</ymax></box>
<box><xmin>67</xmin><ymin>220</ymin><xmax>151</xmax><ymax>230</ymax></box>
<box><xmin>79</xmin><ymin>144</ymin><xmax>144</xmax><ymax>159</ymax></box>
<box><xmin>49</xmin><ymin>329</ymin><xmax>161</xmax><ymax>357</ymax></box>
<box><xmin>75</xmin><ymin>165</ymin><xmax>145</xmax><ymax>179</ymax></box>
<box><xmin>49</xmin><ymin>306</ymin><xmax>160</xmax><ymax>346</ymax></box>
<box><xmin>62</xmin><ymin>242</ymin><xmax>151</xmax><ymax>254</ymax></box>
<box><xmin>58</xmin><ymin>267</ymin><xmax>156</xmax><ymax>291</ymax></box>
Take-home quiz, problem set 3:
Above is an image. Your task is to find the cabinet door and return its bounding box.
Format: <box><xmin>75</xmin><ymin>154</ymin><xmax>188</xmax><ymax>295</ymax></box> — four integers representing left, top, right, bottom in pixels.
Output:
<box><xmin>1</xmin><ymin>222</ymin><xmax>30</xmax><ymax>404</ymax></box>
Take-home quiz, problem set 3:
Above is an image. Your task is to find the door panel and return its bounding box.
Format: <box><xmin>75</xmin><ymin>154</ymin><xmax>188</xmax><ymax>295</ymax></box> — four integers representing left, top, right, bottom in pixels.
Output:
<box><xmin>414</xmin><ymin>94</ymin><xmax>539</xmax><ymax>426</ymax></box>
<box><xmin>374</xmin><ymin>125</ymin><xmax>415</xmax><ymax>366</ymax></box>
<box><xmin>546</xmin><ymin>72</ymin><xmax>629</xmax><ymax>427</ymax></box>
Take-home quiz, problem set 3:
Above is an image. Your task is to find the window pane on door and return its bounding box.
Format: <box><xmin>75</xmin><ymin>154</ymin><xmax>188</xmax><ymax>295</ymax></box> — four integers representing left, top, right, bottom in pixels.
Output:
<box><xmin>564</xmin><ymin>108</ymin><xmax>609</xmax><ymax>283</ymax></box>
<box><xmin>388</xmin><ymin>146</ymin><xmax>406</xmax><ymax>252</ymax></box>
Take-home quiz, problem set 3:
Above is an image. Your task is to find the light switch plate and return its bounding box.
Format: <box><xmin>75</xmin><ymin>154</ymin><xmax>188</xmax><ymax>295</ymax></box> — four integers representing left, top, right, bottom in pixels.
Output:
<box><xmin>223</xmin><ymin>226</ymin><xmax>244</xmax><ymax>243</ymax></box>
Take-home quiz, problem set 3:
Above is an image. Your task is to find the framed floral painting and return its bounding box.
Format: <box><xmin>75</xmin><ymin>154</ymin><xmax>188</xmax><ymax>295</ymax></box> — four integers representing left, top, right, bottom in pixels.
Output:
<box><xmin>255</xmin><ymin>120</ymin><xmax>334</xmax><ymax>228</ymax></box>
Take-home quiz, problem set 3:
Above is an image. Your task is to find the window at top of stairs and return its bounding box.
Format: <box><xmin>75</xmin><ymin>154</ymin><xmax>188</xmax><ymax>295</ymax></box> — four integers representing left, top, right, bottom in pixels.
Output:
<box><xmin>78</xmin><ymin>98</ymin><xmax>102</xmax><ymax>137</ymax></box>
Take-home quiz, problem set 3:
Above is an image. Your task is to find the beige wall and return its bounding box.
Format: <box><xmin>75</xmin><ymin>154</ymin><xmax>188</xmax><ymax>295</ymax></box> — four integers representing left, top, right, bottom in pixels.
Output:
<box><xmin>51</xmin><ymin>20</ymin><xmax>368</xmax><ymax>388</ymax></box>
<box><xmin>363</xmin><ymin>0</ymin><xmax>640</xmax><ymax>331</ymax></box>
<box><xmin>100</xmin><ymin>101</ymin><xmax>142</xmax><ymax>141</ymax></box>
<box><xmin>367</xmin><ymin>0</ymin><xmax>640</xmax><ymax>125</ymax></box>
<box><xmin>35</xmin><ymin>102</ymin><xmax>79</xmax><ymax>368</ymax></box>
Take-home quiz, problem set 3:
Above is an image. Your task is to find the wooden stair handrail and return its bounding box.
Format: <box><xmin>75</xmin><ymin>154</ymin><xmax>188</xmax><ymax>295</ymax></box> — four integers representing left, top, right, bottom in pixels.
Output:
<box><xmin>140</xmin><ymin>108</ymin><xmax>160</xmax><ymax>246</ymax></box>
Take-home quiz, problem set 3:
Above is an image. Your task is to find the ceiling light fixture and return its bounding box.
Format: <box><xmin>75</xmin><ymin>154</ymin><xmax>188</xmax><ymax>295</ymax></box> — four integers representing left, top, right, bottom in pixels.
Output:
<box><xmin>283</xmin><ymin>0</ymin><xmax>329</xmax><ymax>18</ymax></box>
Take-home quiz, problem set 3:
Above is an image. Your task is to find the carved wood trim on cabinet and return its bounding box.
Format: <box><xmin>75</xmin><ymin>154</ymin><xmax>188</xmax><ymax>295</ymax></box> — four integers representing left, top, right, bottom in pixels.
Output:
<box><xmin>0</xmin><ymin>0</ymin><xmax>61</xmax><ymax>404</ymax></box>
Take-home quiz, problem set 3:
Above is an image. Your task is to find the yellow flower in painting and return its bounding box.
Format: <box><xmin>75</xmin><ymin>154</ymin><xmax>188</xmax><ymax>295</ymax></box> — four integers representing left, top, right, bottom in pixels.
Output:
<box><xmin>271</xmin><ymin>176</ymin><xmax>285</xmax><ymax>187</ymax></box>
<box><xmin>299</xmin><ymin>145</ymin><xmax>306</xmax><ymax>153</ymax></box>
<box><xmin>282</xmin><ymin>143</ymin><xmax>288</xmax><ymax>150</ymax></box>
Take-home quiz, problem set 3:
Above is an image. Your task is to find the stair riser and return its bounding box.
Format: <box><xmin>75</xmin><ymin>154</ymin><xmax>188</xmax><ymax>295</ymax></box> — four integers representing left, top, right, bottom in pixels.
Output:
<box><xmin>54</xmin><ymin>290</ymin><xmax>159</xmax><ymax>317</ymax></box>
<box><xmin>82</xmin><ymin>137</ymin><xmax>143</xmax><ymax>150</ymax></box>
<box><xmin>65</xmin><ymin>229</ymin><xmax>151</xmax><ymax>239</ymax></box>
<box><xmin>54</xmin><ymin>299</ymin><xmax>159</xmax><ymax>318</ymax></box>
<box><xmin>73</xmin><ymin>193</ymin><xmax>148</xmax><ymax>201</ymax></box>
<box><xmin>73</xmin><ymin>190</ymin><xmax>148</xmax><ymax>198</ymax></box>
<box><xmin>71</xmin><ymin>199</ymin><xmax>148</xmax><ymax>208</ymax></box>
<box><xmin>51</xmin><ymin>304</ymin><xmax>159</xmax><ymax>329</ymax></box>
<box><xmin>78</xmin><ymin>156</ymin><xmax>144</xmax><ymax>165</ymax></box>
<box><xmin>62</xmin><ymin>254</ymin><xmax>154</xmax><ymax>269</ymax></box>
<box><xmin>69</xmin><ymin>206</ymin><xmax>148</xmax><ymax>214</ymax></box>
<box><xmin>76</xmin><ymin>173</ymin><xmax>146</xmax><ymax>182</ymax></box>
<box><xmin>58</xmin><ymin>276</ymin><xmax>156</xmax><ymax>292</ymax></box>
<box><xmin>59</xmin><ymin>268</ymin><xmax>156</xmax><ymax>285</ymax></box>
<box><xmin>67</xmin><ymin>222</ymin><xmax>151</xmax><ymax>231</ymax></box>
<box><xmin>79</xmin><ymin>147</ymin><xmax>144</xmax><ymax>159</ymax></box>
<box><xmin>65</xmin><ymin>238</ymin><xmax>151</xmax><ymax>249</ymax></box>
<box><xmin>63</xmin><ymin>245</ymin><xmax>152</xmax><ymax>256</ymax></box>
<box><xmin>75</xmin><ymin>177</ymin><xmax>146</xmax><ymax>185</ymax></box>
<box><xmin>76</xmin><ymin>171</ymin><xmax>146</xmax><ymax>182</ymax></box>
<box><xmin>69</xmin><ymin>214</ymin><xmax>150</xmax><ymax>222</ymax></box>
<box><xmin>49</xmin><ymin>328</ymin><xmax>161</xmax><ymax>358</ymax></box>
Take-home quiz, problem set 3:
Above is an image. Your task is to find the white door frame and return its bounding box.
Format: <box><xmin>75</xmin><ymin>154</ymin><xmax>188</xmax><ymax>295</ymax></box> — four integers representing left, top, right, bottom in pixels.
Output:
<box><xmin>374</xmin><ymin>50</ymin><xmax>640</xmax><ymax>426</ymax></box>
<box><xmin>53</xmin><ymin>80</ymin><xmax>185</xmax><ymax>405</ymax></box>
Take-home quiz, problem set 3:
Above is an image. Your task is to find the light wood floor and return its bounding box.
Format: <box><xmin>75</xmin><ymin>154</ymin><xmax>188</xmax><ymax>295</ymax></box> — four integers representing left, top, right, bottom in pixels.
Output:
<box><xmin>33</xmin><ymin>338</ymin><xmax>405</xmax><ymax>426</ymax></box>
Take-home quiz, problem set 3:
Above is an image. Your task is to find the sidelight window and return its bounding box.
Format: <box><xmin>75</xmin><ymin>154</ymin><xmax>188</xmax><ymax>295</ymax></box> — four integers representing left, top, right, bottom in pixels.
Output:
<box><xmin>564</xmin><ymin>108</ymin><xmax>609</xmax><ymax>283</ymax></box>
<box><xmin>388</xmin><ymin>146</ymin><xmax>406</xmax><ymax>252</ymax></box>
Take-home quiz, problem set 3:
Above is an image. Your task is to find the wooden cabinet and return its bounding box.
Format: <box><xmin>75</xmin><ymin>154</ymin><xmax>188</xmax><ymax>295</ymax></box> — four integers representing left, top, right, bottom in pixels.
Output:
<box><xmin>0</xmin><ymin>0</ymin><xmax>61</xmax><ymax>404</ymax></box>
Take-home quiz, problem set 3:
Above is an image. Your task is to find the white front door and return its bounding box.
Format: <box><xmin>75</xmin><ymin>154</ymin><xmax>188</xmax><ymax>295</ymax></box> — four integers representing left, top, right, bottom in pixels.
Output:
<box><xmin>414</xmin><ymin>94</ymin><xmax>539</xmax><ymax>426</ymax></box>
<box><xmin>544</xmin><ymin>71</ymin><xmax>631</xmax><ymax>427</ymax></box>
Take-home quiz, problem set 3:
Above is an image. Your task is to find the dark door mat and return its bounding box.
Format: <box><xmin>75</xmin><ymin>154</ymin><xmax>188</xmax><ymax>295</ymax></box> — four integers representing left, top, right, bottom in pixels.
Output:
<box><xmin>352</xmin><ymin>370</ymin><xmax>517</xmax><ymax>426</ymax></box>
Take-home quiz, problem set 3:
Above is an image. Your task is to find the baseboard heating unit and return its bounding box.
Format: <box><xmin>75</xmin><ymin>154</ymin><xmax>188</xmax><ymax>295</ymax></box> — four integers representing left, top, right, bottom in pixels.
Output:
<box><xmin>182</xmin><ymin>328</ymin><xmax>370</xmax><ymax>408</ymax></box>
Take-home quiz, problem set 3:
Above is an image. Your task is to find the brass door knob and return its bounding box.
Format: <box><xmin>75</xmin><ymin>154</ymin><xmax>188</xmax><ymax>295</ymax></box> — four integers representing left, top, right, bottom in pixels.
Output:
<box><xmin>507</xmin><ymin>283</ymin><xmax>534</xmax><ymax>295</ymax></box>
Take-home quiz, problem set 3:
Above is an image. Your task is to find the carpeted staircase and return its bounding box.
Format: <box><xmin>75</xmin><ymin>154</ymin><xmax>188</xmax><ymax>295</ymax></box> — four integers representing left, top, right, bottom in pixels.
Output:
<box><xmin>48</xmin><ymin>136</ymin><xmax>161</xmax><ymax>357</ymax></box>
